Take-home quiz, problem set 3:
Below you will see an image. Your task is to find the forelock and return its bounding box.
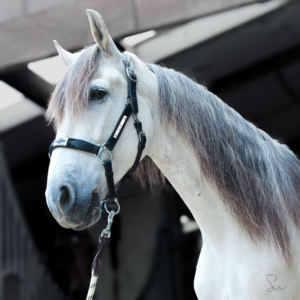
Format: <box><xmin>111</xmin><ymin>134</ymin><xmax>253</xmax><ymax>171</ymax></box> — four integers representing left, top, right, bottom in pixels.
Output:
<box><xmin>45</xmin><ymin>44</ymin><xmax>101</xmax><ymax>129</ymax></box>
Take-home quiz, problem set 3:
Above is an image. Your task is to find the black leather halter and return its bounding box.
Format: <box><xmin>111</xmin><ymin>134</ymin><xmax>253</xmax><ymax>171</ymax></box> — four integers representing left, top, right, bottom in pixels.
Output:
<box><xmin>48</xmin><ymin>54</ymin><xmax>146</xmax><ymax>208</ymax></box>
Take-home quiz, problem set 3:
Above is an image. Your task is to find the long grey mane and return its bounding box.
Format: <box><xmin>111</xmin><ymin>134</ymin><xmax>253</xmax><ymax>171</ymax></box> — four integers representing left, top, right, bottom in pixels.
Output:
<box><xmin>145</xmin><ymin>61</ymin><xmax>300</xmax><ymax>260</ymax></box>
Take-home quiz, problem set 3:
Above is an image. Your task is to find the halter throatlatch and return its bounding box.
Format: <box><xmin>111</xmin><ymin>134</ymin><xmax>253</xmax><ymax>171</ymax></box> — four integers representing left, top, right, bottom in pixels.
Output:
<box><xmin>48</xmin><ymin>53</ymin><xmax>146</xmax><ymax>300</ymax></box>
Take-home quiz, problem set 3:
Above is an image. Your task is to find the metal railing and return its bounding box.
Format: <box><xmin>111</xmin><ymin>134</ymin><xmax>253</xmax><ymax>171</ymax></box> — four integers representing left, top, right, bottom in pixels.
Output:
<box><xmin>0</xmin><ymin>144</ymin><xmax>64</xmax><ymax>300</ymax></box>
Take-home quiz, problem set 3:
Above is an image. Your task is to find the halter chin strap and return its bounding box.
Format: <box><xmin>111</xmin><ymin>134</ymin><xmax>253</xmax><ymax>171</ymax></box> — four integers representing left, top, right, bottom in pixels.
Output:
<box><xmin>48</xmin><ymin>53</ymin><xmax>146</xmax><ymax>207</ymax></box>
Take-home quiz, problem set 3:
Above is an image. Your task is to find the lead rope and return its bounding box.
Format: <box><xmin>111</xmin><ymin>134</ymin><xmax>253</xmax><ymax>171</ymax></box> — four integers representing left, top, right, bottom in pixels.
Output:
<box><xmin>86</xmin><ymin>200</ymin><xmax>120</xmax><ymax>300</ymax></box>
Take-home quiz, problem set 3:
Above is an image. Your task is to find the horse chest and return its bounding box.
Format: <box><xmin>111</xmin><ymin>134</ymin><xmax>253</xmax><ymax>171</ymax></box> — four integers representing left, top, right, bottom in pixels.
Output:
<box><xmin>194</xmin><ymin>244</ymin><xmax>300</xmax><ymax>300</ymax></box>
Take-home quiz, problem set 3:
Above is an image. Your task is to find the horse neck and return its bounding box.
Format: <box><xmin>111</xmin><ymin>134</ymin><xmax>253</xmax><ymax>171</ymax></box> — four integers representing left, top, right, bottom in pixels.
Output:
<box><xmin>135</xmin><ymin>58</ymin><xmax>240</xmax><ymax>249</ymax></box>
<box><xmin>147</xmin><ymin>120</ymin><xmax>236</xmax><ymax>249</ymax></box>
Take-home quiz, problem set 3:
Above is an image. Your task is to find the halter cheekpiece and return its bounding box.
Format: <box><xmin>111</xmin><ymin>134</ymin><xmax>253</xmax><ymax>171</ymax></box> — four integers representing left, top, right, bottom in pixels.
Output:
<box><xmin>48</xmin><ymin>53</ymin><xmax>147</xmax><ymax>209</ymax></box>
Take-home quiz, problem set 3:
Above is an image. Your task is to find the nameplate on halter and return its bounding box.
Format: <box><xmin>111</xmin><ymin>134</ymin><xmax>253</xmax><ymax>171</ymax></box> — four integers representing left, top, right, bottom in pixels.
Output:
<box><xmin>113</xmin><ymin>116</ymin><xmax>127</xmax><ymax>138</ymax></box>
<box><xmin>53</xmin><ymin>138</ymin><xmax>68</xmax><ymax>147</ymax></box>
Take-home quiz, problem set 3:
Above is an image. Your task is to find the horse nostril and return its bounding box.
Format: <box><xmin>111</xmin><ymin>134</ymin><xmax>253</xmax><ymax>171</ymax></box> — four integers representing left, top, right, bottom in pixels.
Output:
<box><xmin>58</xmin><ymin>186</ymin><xmax>74</xmax><ymax>214</ymax></box>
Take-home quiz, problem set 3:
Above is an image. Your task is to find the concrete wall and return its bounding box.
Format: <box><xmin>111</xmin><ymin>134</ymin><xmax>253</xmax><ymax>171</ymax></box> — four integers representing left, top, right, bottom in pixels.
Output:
<box><xmin>0</xmin><ymin>0</ymin><xmax>260</xmax><ymax>70</ymax></box>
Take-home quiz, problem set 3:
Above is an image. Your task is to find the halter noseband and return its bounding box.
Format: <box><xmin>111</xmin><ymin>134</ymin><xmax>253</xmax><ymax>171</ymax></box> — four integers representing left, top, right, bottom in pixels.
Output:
<box><xmin>48</xmin><ymin>54</ymin><xmax>146</xmax><ymax>208</ymax></box>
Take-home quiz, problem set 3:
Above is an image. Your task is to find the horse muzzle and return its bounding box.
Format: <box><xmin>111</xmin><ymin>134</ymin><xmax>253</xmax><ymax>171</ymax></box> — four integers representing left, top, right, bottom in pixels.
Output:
<box><xmin>45</xmin><ymin>182</ymin><xmax>102</xmax><ymax>230</ymax></box>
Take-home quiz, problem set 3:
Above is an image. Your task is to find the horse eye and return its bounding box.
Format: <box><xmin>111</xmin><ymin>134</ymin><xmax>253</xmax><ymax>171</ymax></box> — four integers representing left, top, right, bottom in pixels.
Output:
<box><xmin>90</xmin><ymin>90</ymin><xmax>106</xmax><ymax>100</ymax></box>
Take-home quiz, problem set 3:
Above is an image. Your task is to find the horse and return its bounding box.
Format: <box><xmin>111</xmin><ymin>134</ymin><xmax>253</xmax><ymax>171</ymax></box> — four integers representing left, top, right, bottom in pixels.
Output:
<box><xmin>45</xmin><ymin>9</ymin><xmax>300</xmax><ymax>299</ymax></box>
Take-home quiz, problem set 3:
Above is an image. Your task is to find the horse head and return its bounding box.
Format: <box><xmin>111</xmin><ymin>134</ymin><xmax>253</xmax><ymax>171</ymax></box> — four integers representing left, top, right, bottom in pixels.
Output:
<box><xmin>45</xmin><ymin>10</ymin><xmax>157</xmax><ymax>230</ymax></box>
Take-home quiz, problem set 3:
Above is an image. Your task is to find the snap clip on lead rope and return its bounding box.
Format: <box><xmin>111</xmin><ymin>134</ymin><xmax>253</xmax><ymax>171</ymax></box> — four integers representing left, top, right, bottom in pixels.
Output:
<box><xmin>86</xmin><ymin>200</ymin><xmax>120</xmax><ymax>300</ymax></box>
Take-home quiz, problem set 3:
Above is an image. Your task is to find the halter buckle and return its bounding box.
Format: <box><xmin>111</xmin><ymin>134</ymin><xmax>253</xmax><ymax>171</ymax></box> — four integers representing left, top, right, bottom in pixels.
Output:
<box><xmin>96</xmin><ymin>145</ymin><xmax>113</xmax><ymax>164</ymax></box>
<box><xmin>139</xmin><ymin>131</ymin><xmax>145</xmax><ymax>142</ymax></box>
<box><xmin>126</xmin><ymin>68</ymin><xmax>138</xmax><ymax>82</ymax></box>
<box><xmin>125</xmin><ymin>95</ymin><xmax>131</xmax><ymax>105</ymax></box>
<box><xmin>132</xmin><ymin>113</ymin><xmax>139</xmax><ymax>122</ymax></box>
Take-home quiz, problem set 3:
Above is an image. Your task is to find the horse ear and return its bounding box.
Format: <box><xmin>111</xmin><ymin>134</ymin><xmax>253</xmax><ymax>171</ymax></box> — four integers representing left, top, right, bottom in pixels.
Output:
<box><xmin>86</xmin><ymin>9</ymin><xmax>121</xmax><ymax>58</ymax></box>
<box><xmin>53</xmin><ymin>40</ymin><xmax>75</xmax><ymax>67</ymax></box>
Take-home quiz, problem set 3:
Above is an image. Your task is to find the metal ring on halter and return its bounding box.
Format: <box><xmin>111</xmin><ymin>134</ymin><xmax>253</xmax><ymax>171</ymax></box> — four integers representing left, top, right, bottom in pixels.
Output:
<box><xmin>97</xmin><ymin>145</ymin><xmax>113</xmax><ymax>164</ymax></box>
<box><xmin>104</xmin><ymin>199</ymin><xmax>120</xmax><ymax>215</ymax></box>
<box><xmin>126</xmin><ymin>68</ymin><xmax>139</xmax><ymax>82</ymax></box>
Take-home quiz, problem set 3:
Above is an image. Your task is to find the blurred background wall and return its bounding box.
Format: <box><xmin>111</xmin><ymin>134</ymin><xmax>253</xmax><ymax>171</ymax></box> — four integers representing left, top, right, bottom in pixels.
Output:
<box><xmin>0</xmin><ymin>0</ymin><xmax>299</xmax><ymax>299</ymax></box>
